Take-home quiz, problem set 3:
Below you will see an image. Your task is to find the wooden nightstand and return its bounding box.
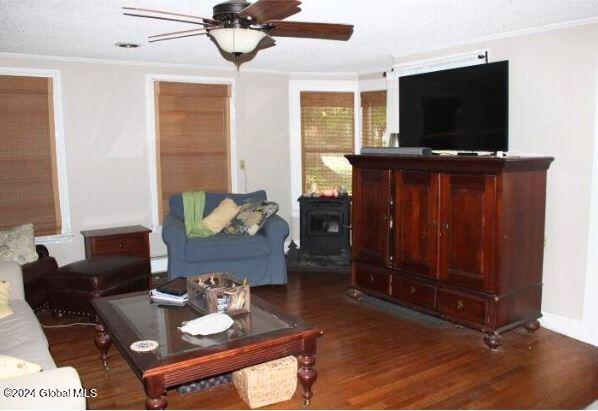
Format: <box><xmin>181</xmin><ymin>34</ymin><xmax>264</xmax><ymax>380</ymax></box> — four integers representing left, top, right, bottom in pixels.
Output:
<box><xmin>81</xmin><ymin>225</ymin><xmax>151</xmax><ymax>259</ymax></box>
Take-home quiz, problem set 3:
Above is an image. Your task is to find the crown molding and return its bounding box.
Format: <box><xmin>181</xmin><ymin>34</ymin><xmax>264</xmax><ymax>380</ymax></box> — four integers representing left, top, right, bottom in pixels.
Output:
<box><xmin>358</xmin><ymin>15</ymin><xmax>598</xmax><ymax>76</ymax></box>
<box><xmin>0</xmin><ymin>52</ymin><xmax>295</xmax><ymax>76</ymax></box>
<box><xmin>0</xmin><ymin>51</ymin><xmax>357</xmax><ymax>78</ymax></box>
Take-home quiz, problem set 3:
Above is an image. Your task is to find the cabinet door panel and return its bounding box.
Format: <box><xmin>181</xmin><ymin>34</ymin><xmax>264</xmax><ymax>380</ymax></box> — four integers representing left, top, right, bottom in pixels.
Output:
<box><xmin>392</xmin><ymin>171</ymin><xmax>440</xmax><ymax>277</ymax></box>
<box><xmin>440</xmin><ymin>174</ymin><xmax>496</xmax><ymax>291</ymax></box>
<box><xmin>352</xmin><ymin>168</ymin><xmax>390</xmax><ymax>265</ymax></box>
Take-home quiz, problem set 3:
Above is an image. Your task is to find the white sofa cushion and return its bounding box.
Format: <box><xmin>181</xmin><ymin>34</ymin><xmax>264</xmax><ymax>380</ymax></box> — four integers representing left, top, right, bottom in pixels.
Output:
<box><xmin>0</xmin><ymin>262</ymin><xmax>24</xmax><ymax>301</ymax></box>
<box><xmin>2</xmin><ymin>344</ymin><xmax>56</xmax><ymax>372</ymax></box>
<box><xmin>0</xmin><ymin>300</ymin><xmax>49</xmax><ymax>352</ymax></box>
<box><xmin>0</xmin><ymin>355</ymin><xmax>42</xmax><ymax>380</ymax></box>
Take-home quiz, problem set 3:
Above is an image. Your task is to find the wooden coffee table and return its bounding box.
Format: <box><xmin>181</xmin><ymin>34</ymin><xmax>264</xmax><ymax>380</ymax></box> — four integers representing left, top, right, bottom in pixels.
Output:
<box><xmin>91</xmin><ymin>292</ymin><xmax>323</xmax><ymax>410</ymax></box>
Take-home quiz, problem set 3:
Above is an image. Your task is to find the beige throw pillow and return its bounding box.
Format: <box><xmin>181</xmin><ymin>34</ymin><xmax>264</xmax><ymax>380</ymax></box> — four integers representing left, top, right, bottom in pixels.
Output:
<box><xmin>0</xmin><ymin>281</ymin><xmax>12</xmax><ymax>320</ymax></box>
<box><xmin>0</xmin><ymin>355</ymin><xmax>42</xmax><ymax>380</ymax></box>
<box><xmin>202</xmin><ymin>198</ymin><xmax>241</xmax><ymax>234</ymax></box>
<box><xmin>0</xmin><ymin>224</ymin><xmax>38</xmax><ymax>265</ymax></box>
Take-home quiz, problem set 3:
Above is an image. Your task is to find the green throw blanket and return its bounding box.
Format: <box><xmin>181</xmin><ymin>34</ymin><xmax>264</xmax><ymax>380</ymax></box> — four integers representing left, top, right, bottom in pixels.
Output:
<box><xmin>182</xmin><ymin>191</ymin><xmax>214</xmax><ymax>238</ymax></box>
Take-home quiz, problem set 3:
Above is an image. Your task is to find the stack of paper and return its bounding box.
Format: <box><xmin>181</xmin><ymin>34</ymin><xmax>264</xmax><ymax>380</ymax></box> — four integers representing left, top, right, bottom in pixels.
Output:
<box><xmin>150</xmin><ymin>289</ymin><xmax>188</xmax><ymax>306</ymax></box>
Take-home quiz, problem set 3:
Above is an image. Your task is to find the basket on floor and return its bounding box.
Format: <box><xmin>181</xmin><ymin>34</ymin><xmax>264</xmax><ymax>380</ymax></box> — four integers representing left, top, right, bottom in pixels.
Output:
<box><xmin>233</xmin><ymin>356</ymin><xmax>298</xmax><ymax>409</ymax></box>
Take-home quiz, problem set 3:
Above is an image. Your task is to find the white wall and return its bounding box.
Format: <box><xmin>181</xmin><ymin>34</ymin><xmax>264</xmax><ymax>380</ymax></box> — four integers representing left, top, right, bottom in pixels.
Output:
<box><xmin>0</xmin><ymin>56</ymin><xmax>294</xmax><ymax>266</ymax></box>
<box><xmin>359</xmin><ymin>23</ymin><xmax>598</xmax><ymax>334</ymax></box>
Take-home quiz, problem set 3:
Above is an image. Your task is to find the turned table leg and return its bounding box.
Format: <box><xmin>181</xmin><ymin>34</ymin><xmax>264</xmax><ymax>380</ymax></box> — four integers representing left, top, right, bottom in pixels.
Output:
<box><xmin>297</xmin><ymin>353</ymin><xmax>317</xmax><ymax>407</ymax></box>
<box><xmin>94</xmin><ymin>323</ymin><xmax>112</xmax><ymax>370</ymax></box>
<box><xmin>525</xmin><ymin>319</ymin><xmax>541</xmax><ymax>332</ymax></box>
<box><xmin>144</xmin><ymin>377</ymin><xmax>167</xmax><ymax>410</ymax></box>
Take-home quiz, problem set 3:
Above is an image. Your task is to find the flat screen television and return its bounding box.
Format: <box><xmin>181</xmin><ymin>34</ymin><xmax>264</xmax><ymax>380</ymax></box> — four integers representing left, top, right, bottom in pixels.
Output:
<box><xmin>399</xmin><ymin>61</ymin><xmax>508</xmax><ymax>151</ymax></box>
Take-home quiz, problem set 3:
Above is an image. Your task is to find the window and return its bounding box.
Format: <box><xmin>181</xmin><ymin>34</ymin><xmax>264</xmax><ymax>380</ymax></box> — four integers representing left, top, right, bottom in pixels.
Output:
<box><xmin>154</xmin><ymin>81</ymin><xmax>231</xmax><ymax>222</ymax></box>
<box><xmin>0</xmin><ymin>75</ymin><xmax>62</xmax><ymax>236</ymax></box>
<box><xmin>361</xmin><ymin>90</ymin><xmax>387</xmax><ymax>147</ymax></box>
<box><xmin>300</xmin><ymin>91</ymin><xmax>355</xmax><ymax>193</ymax></box>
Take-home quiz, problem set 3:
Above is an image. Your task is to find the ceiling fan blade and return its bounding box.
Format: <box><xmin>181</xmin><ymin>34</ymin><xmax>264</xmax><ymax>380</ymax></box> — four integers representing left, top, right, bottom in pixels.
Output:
<box><xmin>124</xmin><ymin>12</ymin><xmax>212</xmax><ymax>26</ymax></box>
<box><xmin>149</xmin><ymin>28</ymin><xmax>209</xmax><ymax>39</ymax></box>
<box><xmin>265</xmin><ymin>21</ymin><xmax>354</xmax><ymax>41</ymax></box>
<box><xmin>149</xmin><ymin>32</ymin><xmax>208</xmax><ymax>43</ymax></box>
<box><xmin>239</xmin><ymin>0</ymin><xmax>301</xmax><ymax>23</ymax></box>
<box><xmin>122</xmin><ymin>7</ymin><xmax>220</xmax><ymax>25</ymax></box>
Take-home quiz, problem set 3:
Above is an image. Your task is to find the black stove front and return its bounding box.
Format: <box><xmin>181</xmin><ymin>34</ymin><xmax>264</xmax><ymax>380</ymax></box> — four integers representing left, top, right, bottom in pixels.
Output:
<box><xmin>299</xmin><ymin>196</ymin><xmax>351</xmax><ymax>256</ymax></box>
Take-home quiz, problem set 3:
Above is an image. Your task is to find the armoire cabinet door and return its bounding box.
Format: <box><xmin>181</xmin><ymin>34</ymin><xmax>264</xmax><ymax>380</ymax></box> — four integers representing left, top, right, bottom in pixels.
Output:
<box><xmin>439</xmin><ymin>174</ymin><xmax>497</xmax><ymax>292</ymax></box>
<box><xmin>352</xmin><ymin>168</ymin><xmax>390</xmax><ymax>265</ymax></box>
<box><xmin>392</xmin><ymin>171</ymin><xmax>440</xmax><ymax>277</ymax></box>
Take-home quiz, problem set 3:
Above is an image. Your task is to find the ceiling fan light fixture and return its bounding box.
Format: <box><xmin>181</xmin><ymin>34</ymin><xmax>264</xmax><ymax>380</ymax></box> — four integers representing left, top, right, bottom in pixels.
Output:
<box><xmin>209</xmin><ymin>27</ymin><xmax>267</xmax><ymax>54</ymax></box>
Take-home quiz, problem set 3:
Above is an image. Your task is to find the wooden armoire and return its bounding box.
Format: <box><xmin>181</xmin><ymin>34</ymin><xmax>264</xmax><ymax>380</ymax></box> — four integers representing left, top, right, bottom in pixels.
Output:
<box><xmin>345</xmin><ymin>154</ymin><xmax>554</xmax><ymax>349</ymax></box>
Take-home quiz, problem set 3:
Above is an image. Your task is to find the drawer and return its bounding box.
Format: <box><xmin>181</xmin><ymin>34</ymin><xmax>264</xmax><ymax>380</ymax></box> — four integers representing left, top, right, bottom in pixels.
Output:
<box><xmin>91</xmin><ymin>235</ymin><xmax>147</xmax><ymax>257</ymax></box>
<box><xmin>436</xmin><ymin>289</ymin><xmax>487</xmax><ymax>326</ymax></box>
<box><xmin>355</xmin><ymin>265</ymin><xmax>390</xmax><ymax>295</ymax></box>
<box><xmin>390</xmin><ymin>276</ymin><xmax>435</xmax><ymax>309</ymax></box>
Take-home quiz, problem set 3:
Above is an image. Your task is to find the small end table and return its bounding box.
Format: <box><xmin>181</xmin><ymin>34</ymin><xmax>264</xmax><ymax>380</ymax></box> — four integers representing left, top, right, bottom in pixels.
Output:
<box><xmin>81</xmin><ymin>225</ymin><xmax>151</xmax><ymax>260</ymax></box>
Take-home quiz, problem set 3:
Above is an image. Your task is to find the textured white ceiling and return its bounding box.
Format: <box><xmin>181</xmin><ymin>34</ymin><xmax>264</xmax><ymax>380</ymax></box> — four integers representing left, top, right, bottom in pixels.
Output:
<box><xmin>1</xmin><ymin>0</ymin><xmax>598</xmax><ymax>72</ymax></box>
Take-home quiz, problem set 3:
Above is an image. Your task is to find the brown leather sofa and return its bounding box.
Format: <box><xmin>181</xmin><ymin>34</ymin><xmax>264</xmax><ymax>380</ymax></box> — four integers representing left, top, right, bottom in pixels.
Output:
<box><xmin>21</xmin><ymin>244</ymin><xmax>58</xmax><ymax>311</ymax></box>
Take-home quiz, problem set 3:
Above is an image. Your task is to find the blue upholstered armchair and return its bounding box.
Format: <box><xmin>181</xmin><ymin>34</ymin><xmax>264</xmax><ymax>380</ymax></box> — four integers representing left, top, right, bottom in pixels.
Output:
<box><xmin>162</xmin><ymin>191</ymin><xmax>290</xmax><ymax>286</ymax></box>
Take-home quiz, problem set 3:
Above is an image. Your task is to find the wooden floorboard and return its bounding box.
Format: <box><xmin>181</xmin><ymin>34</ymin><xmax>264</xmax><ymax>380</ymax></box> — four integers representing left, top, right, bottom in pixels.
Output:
<box><xmin>41</xmin><ymin>271</ymin><xmax>598</xmax><ymax>409</ymax></box>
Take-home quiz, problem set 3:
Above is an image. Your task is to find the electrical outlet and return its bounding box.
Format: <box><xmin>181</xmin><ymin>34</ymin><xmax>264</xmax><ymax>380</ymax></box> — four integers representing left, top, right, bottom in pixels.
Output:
<box><xmin>239</xmin><ymin>159</ymin><xmax>246</xmax><ymax>170</ymax></box>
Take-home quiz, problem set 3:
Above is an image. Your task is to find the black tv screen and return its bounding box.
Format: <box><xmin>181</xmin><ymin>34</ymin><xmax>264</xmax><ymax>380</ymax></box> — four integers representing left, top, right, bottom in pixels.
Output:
<box><xmin>399</xmin><ymin>61</ymin><xmax>508</xmax><ymax>151</ymax></box>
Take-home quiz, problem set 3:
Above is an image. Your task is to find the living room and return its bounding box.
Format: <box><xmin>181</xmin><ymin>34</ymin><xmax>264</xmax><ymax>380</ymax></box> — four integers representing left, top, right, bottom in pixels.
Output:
<box><xmin>0</xmin><ymin>0</ymin><xmax>597</xmax><ymax>410</ymax></box>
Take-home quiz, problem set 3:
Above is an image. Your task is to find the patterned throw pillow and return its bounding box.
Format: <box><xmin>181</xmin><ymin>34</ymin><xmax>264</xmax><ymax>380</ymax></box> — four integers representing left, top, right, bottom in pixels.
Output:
<box><xmin>0</xmin><ymin>355</ymin><xmax>42</xmax><ymax>380</ymax></box>
<box><xmin>0</xmin><ymin>224</ymin><xmax>38</xmax><ymax>265</ymax></box>
<box><xmin>225</xmin><ymin>201</ymin><xmax>279</xmax><ymax>236</ymax></box>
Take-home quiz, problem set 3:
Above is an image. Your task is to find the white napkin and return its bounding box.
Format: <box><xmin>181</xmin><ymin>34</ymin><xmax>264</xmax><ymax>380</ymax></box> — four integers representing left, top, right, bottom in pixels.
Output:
<box><xmin>180</xmin><ymin>313</ymin><xmax>234</xmax><ymax>336</ymax></box>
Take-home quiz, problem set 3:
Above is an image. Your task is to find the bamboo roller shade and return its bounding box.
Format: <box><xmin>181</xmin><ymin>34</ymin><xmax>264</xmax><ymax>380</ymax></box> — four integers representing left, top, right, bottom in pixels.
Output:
<box><xmin>300</xmin><ymin>91</ymin><xmax>355</xmax><ymax>194</ymax></box>
<box><xmin>361</xmin><ymin>90</ymin><xmax>387</xmax><ymax>148</ymax></box>
<box><xmin>155</xmin><ymin>81</ymin><xmax>231</xmax><ymax>221</ymax></box>
<box><xmin>0</xmin><ymin>75</ymin><xmax>61</xmax><ymax>236</ymax></box>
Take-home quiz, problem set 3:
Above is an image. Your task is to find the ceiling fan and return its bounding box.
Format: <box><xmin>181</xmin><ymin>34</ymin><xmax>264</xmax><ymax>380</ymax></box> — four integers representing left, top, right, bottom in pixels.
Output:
<box><xmin>123</xmin><ymin>0</ymin><xmax>354</xmax><ymax>67</ymax></box>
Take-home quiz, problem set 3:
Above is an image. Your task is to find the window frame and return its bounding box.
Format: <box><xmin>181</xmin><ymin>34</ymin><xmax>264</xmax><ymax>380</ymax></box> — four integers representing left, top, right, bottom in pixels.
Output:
<box><xmin>289</xmin><ymin>80</ymin><xmax>360</xmax><ymax>243</ymax></box>
<box><xmin>0</xmin><ymin>67</ymin><xmax>72</xmax><ymax>244</ymax></box>
<box><xmin>146</xmin><ymin>74</ymin><xmax>238</xmax><ymax>233</ymax></box>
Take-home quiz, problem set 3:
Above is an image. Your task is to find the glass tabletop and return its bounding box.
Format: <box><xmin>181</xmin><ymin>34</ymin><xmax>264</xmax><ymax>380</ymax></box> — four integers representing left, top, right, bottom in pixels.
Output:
<box><xmin>108</xmin><ymin>294</ymin><xmax>291</xmax><ymax>359</ymax></box>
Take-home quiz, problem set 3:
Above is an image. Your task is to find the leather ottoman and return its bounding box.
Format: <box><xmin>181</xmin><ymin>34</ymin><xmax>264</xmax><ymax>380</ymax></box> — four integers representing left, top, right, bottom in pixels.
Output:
<box><xmin>46</xmin><ymin>256</ymin><xmax>150</xmax><ymax>319</ymax></box>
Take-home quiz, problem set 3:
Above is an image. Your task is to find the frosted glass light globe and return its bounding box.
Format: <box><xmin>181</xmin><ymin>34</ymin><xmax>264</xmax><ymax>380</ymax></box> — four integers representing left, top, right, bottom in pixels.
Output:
<box><xmin>210</xmin><ymin>28</ymin><xmax>267</xmax><ymax>54</ymax></box>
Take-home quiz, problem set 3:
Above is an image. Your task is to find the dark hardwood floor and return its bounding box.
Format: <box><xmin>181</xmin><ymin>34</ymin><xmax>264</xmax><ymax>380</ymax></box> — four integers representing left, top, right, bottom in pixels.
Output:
<box><xmin>42</xmin><ymin>271</ymin><xmax>598</xmax><ymax>409</ymax></box>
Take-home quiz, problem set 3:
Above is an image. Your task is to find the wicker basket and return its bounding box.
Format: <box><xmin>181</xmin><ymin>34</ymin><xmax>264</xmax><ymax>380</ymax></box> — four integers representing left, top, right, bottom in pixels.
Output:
<box><xmin>186</xmin><ymin>272</ymin><xmax>250</xmax><ymax>315</ymax></box>
<box><xmin>233</xmin><ymin>356</ymin><xmax>298</xmax><ymax>409</ymax></box>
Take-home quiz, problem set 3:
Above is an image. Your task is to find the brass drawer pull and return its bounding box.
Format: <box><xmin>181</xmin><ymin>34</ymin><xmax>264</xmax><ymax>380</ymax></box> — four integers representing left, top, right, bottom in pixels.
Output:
<box><xmin>457</xmin><ymin>300</ymin><xmax>465</xmax><ymax>310</ymax></box>
<box><xmin>368</xmin><ymin>274</ymin><xmax>374</xmax><ymax>283</ymax></box>
<box><xmin>408</xmin><ymin>286</ymin><xmax>417</xmax><ymax>295</ymax></box>
<box><xmin>119</xmin><ymin>241</ymin><xmax>125</xmax><ymax>248</ymax></box>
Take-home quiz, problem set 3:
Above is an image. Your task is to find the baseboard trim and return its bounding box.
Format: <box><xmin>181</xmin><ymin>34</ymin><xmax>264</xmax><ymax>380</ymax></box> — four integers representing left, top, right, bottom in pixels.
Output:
<box><xmin>540</xmin><ymin>311</ymin><xmax>586</xmax><ymax>343</ymax></box>
<box><xmin>150</xmin><ymin>256</ymin><xmax>168</xmax><ymax>274</ymax></box>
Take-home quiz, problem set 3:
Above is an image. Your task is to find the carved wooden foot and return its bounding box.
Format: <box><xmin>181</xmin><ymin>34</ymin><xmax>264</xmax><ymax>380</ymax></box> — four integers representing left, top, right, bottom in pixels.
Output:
<box><xmin>145</xmin><ymin>396</ymin><xmax>167</xmax><ymax>410</ymax></box>
<box><xmin>524</xmin><ymin>319</ymin><xmax>540</xmax><ymax>332</ymax></box>
<box><xmin>297</xmin><ymin>353</ymin><xmax>317</xmax><ymax>407</ymax></box>
<box><xmin>484</xmin><ymin>333</ymin><xmax>502</xmax><ymax>350</ymax></box>
<box><xmin>94</xmin><ymin>323</ymin><xmax>112</xmax><ymax>370</ymax></box>
<box><xmin>144</xmin><ymin>377</ymin><xmax>167</xmax><ymax>410</ymax></box>
<box><xmin>347</xmin><ymin>288</ymin><xmax>363</xmax><ymax>301</ymax></box>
